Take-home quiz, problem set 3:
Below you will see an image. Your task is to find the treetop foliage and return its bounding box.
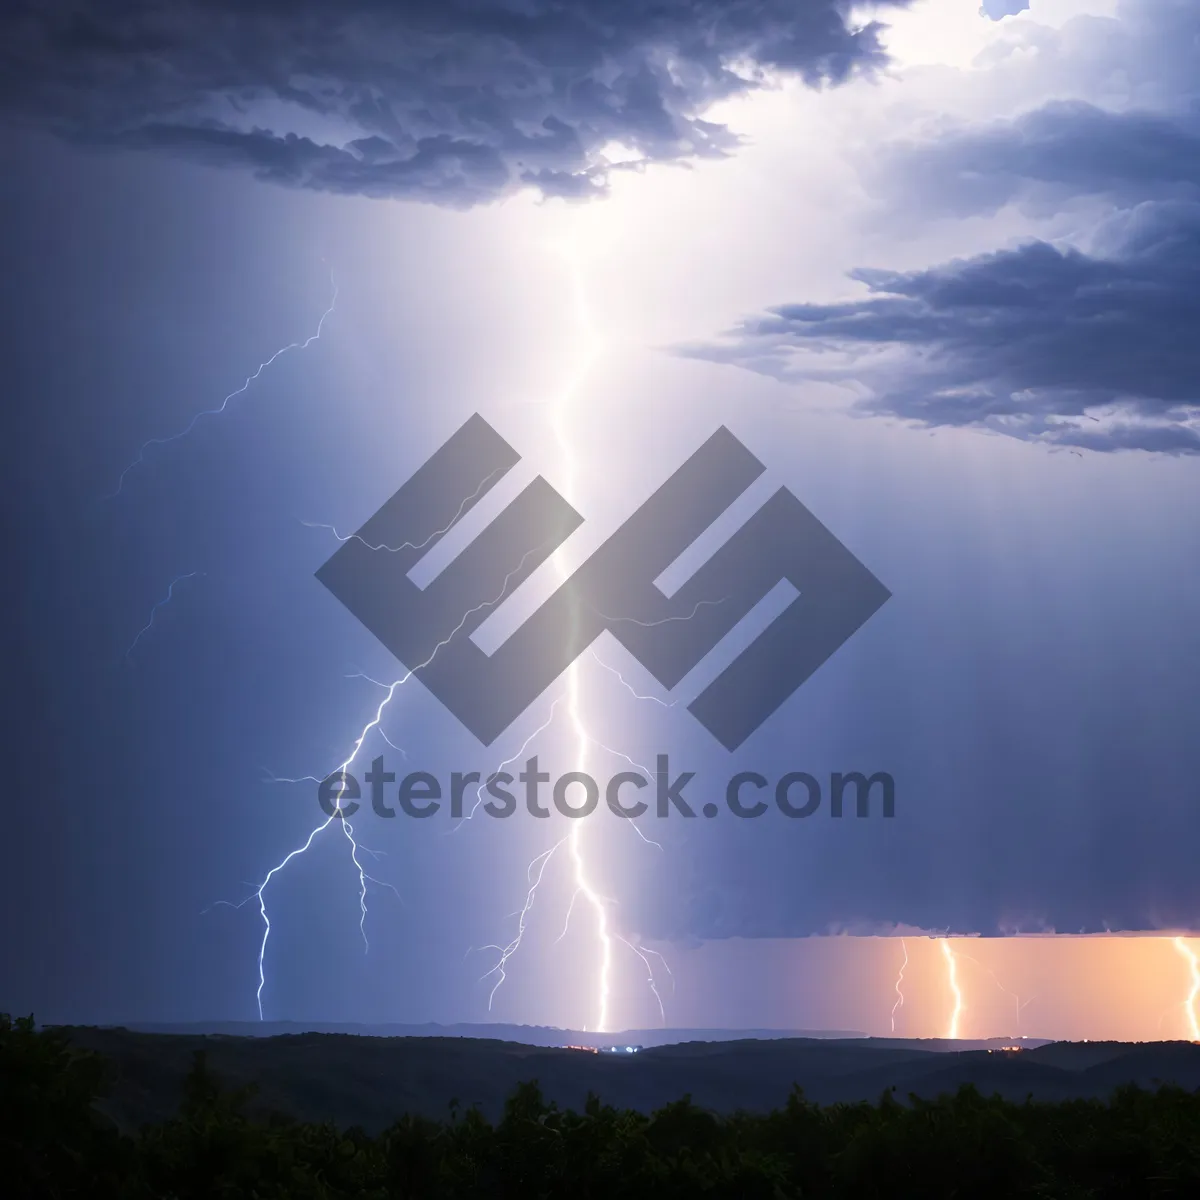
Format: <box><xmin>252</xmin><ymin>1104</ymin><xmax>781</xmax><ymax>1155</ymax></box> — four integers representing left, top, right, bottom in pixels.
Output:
<box><xmin>4</xmin><ymin>1013</ymin><xmax>1200</xmax><ymax>1198</ymax></box>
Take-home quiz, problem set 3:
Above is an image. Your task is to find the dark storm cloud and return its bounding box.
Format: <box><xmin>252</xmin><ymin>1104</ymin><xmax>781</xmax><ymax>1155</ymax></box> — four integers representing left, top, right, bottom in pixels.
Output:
<box><xmin>0</xmin><ymin>0</ymin><xmax>908</xmax><ymax>207</ymax></box>
<box><xmin>886</xmin><ymin>102</ymin><xmax>1200</xmax><ymax>219</ymax></box>
<box><xmin>687</xmin><ymin>200</ymin><xmax>1200</xmax><ymax>453</ymax></box>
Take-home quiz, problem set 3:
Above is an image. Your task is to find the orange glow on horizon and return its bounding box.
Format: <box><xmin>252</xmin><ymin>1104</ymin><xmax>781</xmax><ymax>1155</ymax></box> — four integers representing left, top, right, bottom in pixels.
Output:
<box><xmin>633</xmin><ymin>934</ymin><xmax>1200</xmax><ymax>1043</ymax></box>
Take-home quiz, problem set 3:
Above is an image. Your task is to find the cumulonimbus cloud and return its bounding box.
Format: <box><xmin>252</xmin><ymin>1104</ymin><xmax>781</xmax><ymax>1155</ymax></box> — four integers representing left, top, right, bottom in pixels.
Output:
<box><xmin>0</xmin><ymin>0</ymin><xmax>908</xmax><ymax>207</ymax></box>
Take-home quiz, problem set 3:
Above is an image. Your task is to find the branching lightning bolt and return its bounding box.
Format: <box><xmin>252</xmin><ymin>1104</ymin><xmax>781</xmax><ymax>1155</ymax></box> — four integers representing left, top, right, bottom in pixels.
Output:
<box><xmin>474</xmin><ymin>679</ymin><xmax>666</xmax><ymax>1003</ymax></box>
<box><xmin>231</xmin><ymin>230</ymin><xmax>673</xmax><ymax>1031</ymax></box>
<box><xmin>1174</xmin><ymin>936</ymin><xmax>1200</xmax><ymax>1040</ymax></box>
<box><xmin>230</xmin><ymin>536</ymin><xmax>552</xmax><ymax>1020</ymax></box>
<box><xmin>480</xmin><ymin>229</ymin><xmax>678</xmax><ymax>1034</ymax></box>
<box><xmin>111</xmin><ymin>270</ymin><xmax>337</xmax><ymax>496</ymax></box>
<box><xmin>940</xmin><ymin>938</ymin><xmax>964</xmax><ymax>1039</ymax></box>
<box><xmin>581</xmin><ymin>734</ymin><xmax>663</xmax><ymax>852</ymax></box>
<box><xmin>478</xmin><ymin>839</ymin><xmax>568</xmax><ymax>1008</ymax></box>
<box><xmin>616</xmin><ymin>935</ymin><xmax>666</xmax><ymax>1024</ymax></box>
<box><xmin>890</xmin><ymin>937</ymin><xmax>908</xmax><ymax>1033</ymax></box>
<box><xmin>301</xmin><ymin>466</ymin><xmax>505</xmax><ymax>553</ymax></box>
<box><xmin>955</xmin><ymin>949</ymin><xmax>1030</xmax><ymax>1036</ymax></box>
<box><xmin>124</xmin><ymin>571</ymin><xmax>202</xmax><ymax>660</ymax></box>
<box><xmin>590</xmin><ymin>597</ymin><xmax>727</xmax><ymax>627</ymax></box>
<box><xmin>455</xmin><ymin>697</ymin><xmax>565</xmax><ymax>830</ymax></box>
<box><xmin>590</xmin><ymin>648</ymin><xmax>677</xmax><ymax>707</ymax></box>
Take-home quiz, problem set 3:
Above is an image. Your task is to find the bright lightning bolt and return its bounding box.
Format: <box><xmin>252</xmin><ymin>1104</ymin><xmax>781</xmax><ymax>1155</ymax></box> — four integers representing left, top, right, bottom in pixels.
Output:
<box><xmin>890</xmin><ymin>938</ymin><xmax>907</xmax><ymax>1033</ymax></box>
<box><xmin>124</xmin><ymin>571</ymin><xmax>202</xmax><ymax>660</ymax></box>
<box><xmin>474</xmin><ymin>650</ymin><xmax>669</xmax><ymax>1001</ymax></box>
<box><xmin>483</xmin><ymin>227</ymin><xmax>649</xmax><ymax>1033</ymax></box>
<box><xmin>1173</xmin><ymin>936</ymin><xmax>1200</xmax><ymax>1040</ymax></box>
<box><xmin>111</xmin><ymin>270</ymin><xmax>337</xmax><ymax>496</ymax></box>
<box><xmin>552</xmin><ymin>233</ymin><xmax>615</xmax><ymax>1034</ymax></box>
<box><xmin>940</xmin><ymin>938</ymin><xmax>963</xmax><ymax>1040</ymax></box>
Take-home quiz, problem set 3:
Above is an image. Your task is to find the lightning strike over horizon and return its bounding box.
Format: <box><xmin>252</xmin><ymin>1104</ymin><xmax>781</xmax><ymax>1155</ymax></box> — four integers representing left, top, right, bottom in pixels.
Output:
<box><xmin>1173</xmin><ymin>936</ymin><xmax>1200</xmax><ymax>1041</ymax></box>
<box><xmin>124</xmin><ymin>571</ymin><xmax>202</xmax><ymax>660</ymax></box>
<box><xmin>110</xmin><ymin>270</ymin><xmax>337</xmax><ymax>497</ymax></box>
<box><xmin>890</xmin><ymin>938</ymin><xmax>907</xmax><ymax>1034</ymax></box>
<box><xmin>480</xmin><ymin>227</ymin><xmax>667</xmax><ymax>1034</ymax></box>
<box><xmin>941</xmin><ymin>938</ymin><xmax>964</xmax><ymax>1040</ymax></box>
<box><xmin>956</xmin><ymin>949</ymin><xmax>1030</xmax><ymax>1036</ymax></box>
<box><xmin>550</xmin><ymin>233</ymin><xmax>617</xmax><ymax>1034</ymax></box>
<box><xmin>219</xmin><ymin>228</ymin><xmax>667</xmax><ymax>1031</ymax></box>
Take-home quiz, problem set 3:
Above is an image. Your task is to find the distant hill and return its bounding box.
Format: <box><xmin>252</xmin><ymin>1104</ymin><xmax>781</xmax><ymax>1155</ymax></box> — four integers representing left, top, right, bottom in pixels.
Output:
<box><xmin>58</xmin><ymin>1026</ymin><xmax>1200</xmax><ymax>1134</ymax></box>
<box><xmin>109</xmin><ymin>1021</ymin><xmax>868</xmax><ymax>1046</ymax></box>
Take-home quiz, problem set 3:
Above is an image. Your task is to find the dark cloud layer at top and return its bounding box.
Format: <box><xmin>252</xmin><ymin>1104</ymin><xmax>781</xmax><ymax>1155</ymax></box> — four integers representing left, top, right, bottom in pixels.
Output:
<box><xmin>0</xmin><ymin>0</ymin><xmax>906</xmax><ymax>207</ymax></box>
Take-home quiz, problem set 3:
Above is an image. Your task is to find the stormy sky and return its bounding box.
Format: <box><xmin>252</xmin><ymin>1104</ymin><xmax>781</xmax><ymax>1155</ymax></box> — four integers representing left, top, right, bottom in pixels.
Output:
<box><xmin>690</xmin><ymin>0</ymin><xmax>1200</xmax><ymax>453</ymax></box>
<box><xmin>3</xmin><ymin>0</ymin><xmax>1199</xmax><ymax>1035</ymax></box>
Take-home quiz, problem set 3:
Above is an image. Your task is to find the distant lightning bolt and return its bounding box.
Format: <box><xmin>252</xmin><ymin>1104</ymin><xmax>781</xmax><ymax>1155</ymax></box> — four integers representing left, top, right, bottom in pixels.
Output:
<box><xmin>454</xmin><ymin>696</ymin><xmax>565</xmax><ymax>830</ymax></box>
<box><xmin>375</xmin><ymin>729</ymin><xmax>408</xmax><ymax>758</ymax></box>
<box><xmin>111</xmin><ymin>270</ymin><xmax>337</xmax><ymax>496</ymax></box>
<box><xmin>301</xmin><ymin>466</ymin><xmax>505</xmax><ymax>553</ymax></box>
<box><xmin>616</xmin><ymin>935</ymin><xmax>666</xmax><ymax>1024</ymax></box>
<box><xmin>479</xmin><ymin>839</ymin><xmax>567</xmax><ymax>1008</ymax></box>
<box><xmin>890</xmin><ymin>938</ymin><xmax>907</xmax><ymax>1033</ymax></box>
<box><xmin>590</xmin><ymin>597</ymin><xmax>726</xmax><ymax>627</ymax></box>
<box><xmin>124</xmin><ymin>571</ymin><xmax>202</xmax><ymax>659</ymax></box>
<box><xmin>582</xmin><ymin>734</ymin><xmax>663</xmax><ymax>852</ymax></box>
<box><xmin>941</xmin><ymin>938</ymin><xmax>964</xmax><ymax>1039</ymax></box>
<box><xmin>956</xmin><ymin>949</ymin><xmax>1028</xmax><ymax>1036</ymax></box>
<box><xmin>590</xmin><ymin>648</ymin><xmax>677</xmax><ymax>707</ymax></box>
<box><xmin>639</xmin><ymin>943</ymin><xmax>675</xmax><ymax>995</ymax></box>
<box><xmin>1174</xmin><ymin>936</ymin><xmax>1200</xmax><ymax>1040</ymax></box>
